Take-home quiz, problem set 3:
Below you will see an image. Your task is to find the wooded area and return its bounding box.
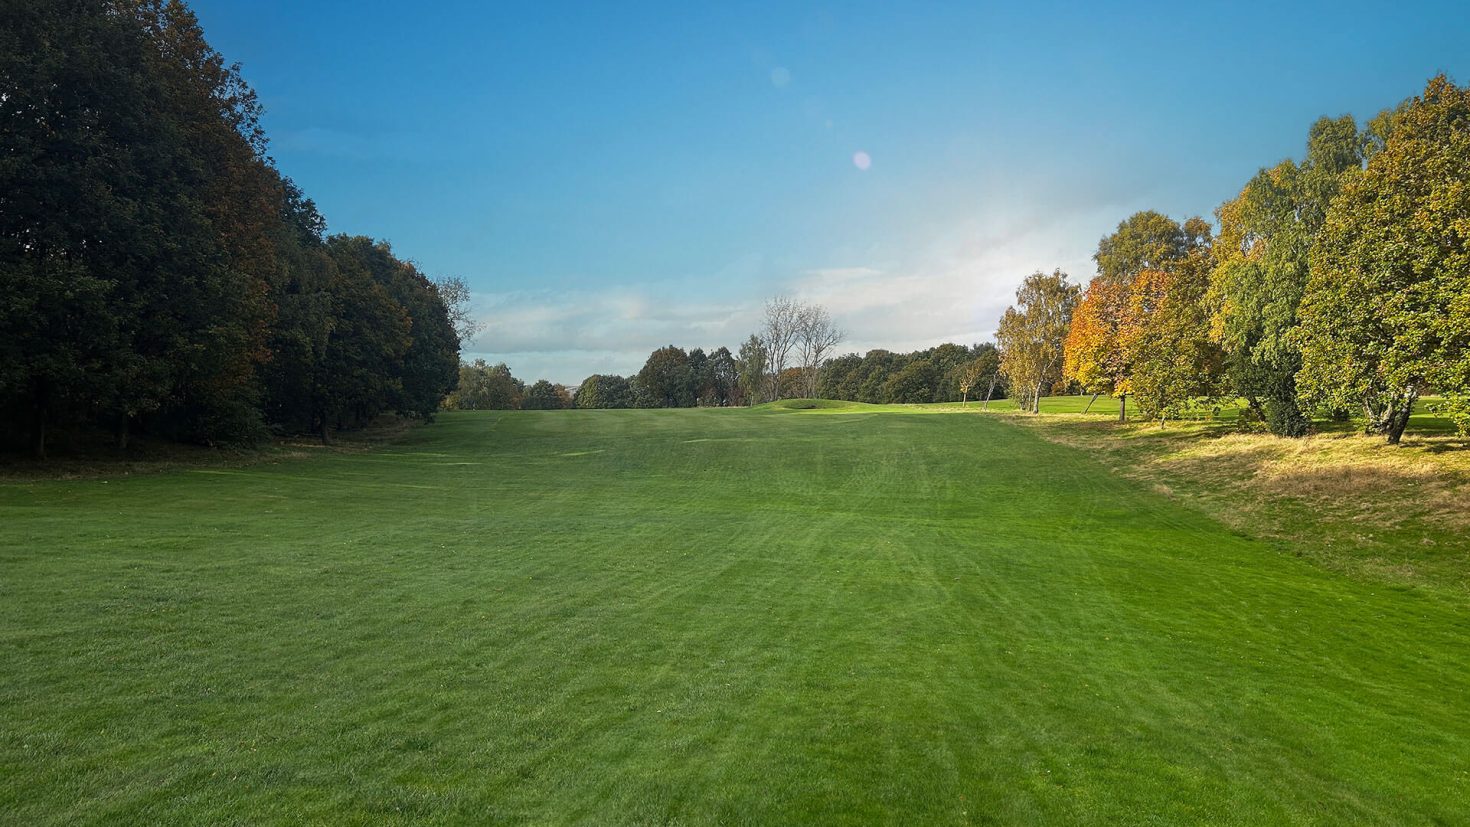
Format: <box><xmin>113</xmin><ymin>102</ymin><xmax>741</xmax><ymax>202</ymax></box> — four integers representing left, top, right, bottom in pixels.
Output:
<box><xmin>1</xmin><ymin>1</ymin><xmax>467</xmax><ymax>456</ymax></box>
<box><xmin>997</xmin><ymin>76</ymin><xmax>1470</xmax><ymax>444</ymax></box>
<box><xmin>5</xmin><ymin>3</ymin><xmax>1466</xmax><ymax>452</ymax></box>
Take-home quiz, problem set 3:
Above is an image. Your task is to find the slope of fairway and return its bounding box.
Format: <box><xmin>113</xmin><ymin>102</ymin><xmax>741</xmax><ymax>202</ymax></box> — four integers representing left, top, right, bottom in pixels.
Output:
<box><xmin>756</xmin><ymin>398</ymin><xmax>878</xmax><ymax>412</ymax></box>
<box><xmin>2</xmin><ymin>408</ymin><xmax>1467</xmax><ymax>824</ymax></box>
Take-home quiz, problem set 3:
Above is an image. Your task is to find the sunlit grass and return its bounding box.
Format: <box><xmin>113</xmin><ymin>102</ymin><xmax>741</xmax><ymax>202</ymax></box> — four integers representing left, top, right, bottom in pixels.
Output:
<box><xmin>2</xmin><ymin>407</ymin><xmax>1467</xmax><ymax>823</ymax></box>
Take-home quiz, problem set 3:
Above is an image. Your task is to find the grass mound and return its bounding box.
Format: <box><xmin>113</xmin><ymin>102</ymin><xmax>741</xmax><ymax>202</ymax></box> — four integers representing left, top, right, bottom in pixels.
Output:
<box><xmin>757</xmin><ymin>397</ymin><xmax>873</xmax><ymax>412</ymax></box>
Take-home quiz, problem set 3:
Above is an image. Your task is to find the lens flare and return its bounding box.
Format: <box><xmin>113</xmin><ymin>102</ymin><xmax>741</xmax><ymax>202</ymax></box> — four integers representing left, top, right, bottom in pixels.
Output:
<box><xmin>852</xmin><ymin>151</ymin><xmax>871</xmax><ymax>171</ymax></box>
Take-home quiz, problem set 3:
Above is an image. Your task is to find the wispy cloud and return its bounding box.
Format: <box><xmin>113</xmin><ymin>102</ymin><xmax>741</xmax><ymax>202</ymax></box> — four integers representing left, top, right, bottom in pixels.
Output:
<box><xmin>465</xmin><ymin>203</ymin><xmax>1116</xmax><ymax>384</ymax></box>
<box><xmin>463</xmin><ymin>283</ymin><xmax>759</xmax><ymax>384</ymax></box>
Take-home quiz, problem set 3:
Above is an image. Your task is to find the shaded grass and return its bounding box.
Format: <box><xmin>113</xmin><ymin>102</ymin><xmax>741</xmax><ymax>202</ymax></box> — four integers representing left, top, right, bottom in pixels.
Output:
<box><xmin>2</xmin><ymin>407</ymin><xmax>1468</xmax><ymax>824</ymax></box>
<box><xmin>0</xmin><ymin>416</ymin><xmax>419</xmax><ymax>483</ymax></box>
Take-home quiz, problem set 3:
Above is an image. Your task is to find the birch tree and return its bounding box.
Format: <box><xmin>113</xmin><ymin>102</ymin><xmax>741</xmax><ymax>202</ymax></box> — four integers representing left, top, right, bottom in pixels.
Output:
<box><xmin>996</xmin><ymin>270</ymin><xmax>1080</xmax><ymax>413</ymax></box>
<box><xmin>796</xmin><ymin>305</ymin><xmax>844</xmax><ymax>397</ymax></box>
<box><xmin>760</xmin><ymin>296</ymin><xmax>801</xmax><ymax>401</ymax></box>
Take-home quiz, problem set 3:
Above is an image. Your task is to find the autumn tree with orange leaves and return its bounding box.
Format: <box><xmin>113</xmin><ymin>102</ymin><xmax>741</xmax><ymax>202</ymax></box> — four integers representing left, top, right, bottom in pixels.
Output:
<box><xmin>1119</xmin><ymin>260</ymin><xmax>1228</xmax><ymax>423</ymax></box>
<box><xmin>1063</xmin><ymin>213</ymin><xmax>1224</xmax><ymax>424</ymax></box>
<box><xmin>1063</xmin><ymin>278</ymin><xmax>1131</xmax><ymax>419</ymax></box>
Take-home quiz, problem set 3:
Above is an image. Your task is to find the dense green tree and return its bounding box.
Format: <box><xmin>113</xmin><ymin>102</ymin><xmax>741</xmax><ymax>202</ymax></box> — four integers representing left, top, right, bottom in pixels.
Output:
<box><xmin>687</xmin><ymin>347</ymin><xmax>709</xmax><ymax>403</ymax></box>
<box><xmin>1209</xmin><ymin>116</ymin><xmax>1365</xmax><ymax>436</ymax></box>
<box><xmin>523</xmin><ymin>380</ymin><xmax>572</xmax><ymax>410</ymax></box>
<box><xmin>0</xmin><ymin>0</ymin><xmax>274</xmax><ymax>452</ymax></box>
<box><xmin>920</xmin><ymin>343</ymin><xmax>967</xmax><ymax>401</ymax></box>
<box><xmin>705</xmin><ymin>346</ymin><xmax>739</xmax><ymax>406</ymax></box>
<box><xmin>0</xmin><ymin>0</ymin><xmax>462</xmax><ymax>454</ymax></box>
<box><xmin>574</xmin><ymin>374</ymin><xmax>633</xmax><ymax>409</ymax></box>
<box><xmin>326</xmin><ymin>236</ymin><xmax>458</xmax><ymax>421</ymax></box>
<box><xmin>259</xmin><ymin>179</ymin><xmax>336</xmax><ymax>435</ymax></box>
<box><xmin>629</xmin><ymin>378</ymin><xmax>660</xmax><ymax>409</ymax></box>
<box><xmin>446</xmin><ymin>361</ymin><xmax>522</xmax><ymax>411</ymax></box>
<box><xmin>815</xmin><ymin>353</ymin><xmax>864</xmax><ymax>400</ymax></box>
<box><xmin>636</xmin><ymin>345</ymin><xmax>695</xmax><ymax>407</ymax></box>
<box><xmin>736</xmin><ymin>335</ymin><xmax>768</xmax><ymax>406</ymax></box>
<box><xmin>812</xmin><ymin>345</ymin><xmax>1004</xmax><ymax>405</ymax></box>
<box><xmin>856</xmin><ymin>351</ymin><xmax>905</xmax><ymax>403</ymax></box>
<box><xmin>313</xmin><ymin>242</ymin><xmax>412</xmax><ymax>441</ymax></box>
<box><xmin>1094</xmin><ymin>211</ymin><xmax>1196</xmax><ymax>286</ymax></box>
<box><xmin>1297</xmin><ymin>76</ymin><xmax>1470</xmax><ymax>442</ymax></box>
<box><xmin>881</xmin><ymin>359</ymin><xmax>941</xmax><ymax>403</ymax></box>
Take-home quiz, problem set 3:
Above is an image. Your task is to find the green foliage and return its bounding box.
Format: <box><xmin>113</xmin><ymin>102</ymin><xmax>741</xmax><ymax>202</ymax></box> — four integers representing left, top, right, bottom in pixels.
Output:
<box><xmin>736</xmin><ymin>335</ymin><xmax>768</xmax><ymax>406</ymax></box>
<box><xmin>816</xmin><ymin>344</ymin><xmax>1002</xmax><ymax>404</ymax></box>
<box><xmin>879</xmin><ymin>359</ymin><xmax>941</xmax><ymax>403</ymax></box>
<box><xmin>1124</xmin><ymin>259</ymin><xmax>1229</xmax><ymax>422</ymax></box>
<box><xmin>1093</xmin><ymin>210</ymin><xmax>1202</xmax><ymax>286</ymax></box>
<box><xmin>445</xmin><ymin>360</ymin><xmax>523</xmax><ymax>410</ymax></box>
<box><xmin>0</xmin><ymin>1</ymin><xmax>461</xmax><ymax>454</ymax></box>
<box><xmin>693</xmin><ymin>346</ymin><xmax>740</xmax><ymax>406</ymax></box>
<box><xmin>1297</xmin><ymin>76</ymin><xmax>1470</xmax><ymax>443</ymax></box>
<box><xmin>574</xmin><ymin>374</ymin><xmax>634</xmax><ymax>409</ymax></box>
<box><xmin>523</xmin><ymin>379</ymin><xmax>572</xmax><ymax>410</ymax></box>
<box><xmin>325</xmin><ymin>236</ymin><xmax>458</xmax><ymax>422</ymax></box>
<box><xmin>636</xmin><ymin>345</ymin><xmax>695</xmax><ymax>408</ymax></box>
<box><xmin>1208</xmin><ymin>117</ymin><xmax>1364</xmax><ymax>436</ymax></box>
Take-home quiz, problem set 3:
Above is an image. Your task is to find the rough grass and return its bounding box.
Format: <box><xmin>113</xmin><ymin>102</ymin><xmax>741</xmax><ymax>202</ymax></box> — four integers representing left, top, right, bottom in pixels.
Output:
<box><xmin>2</xmin><ymin>407</ymin><xmax>1468</xmax><ymax>824</ymax></box>
<box><xmin>997</xmin><ymin>402</ymin><xmax>1470</xmax><ymax>595</ymax></box>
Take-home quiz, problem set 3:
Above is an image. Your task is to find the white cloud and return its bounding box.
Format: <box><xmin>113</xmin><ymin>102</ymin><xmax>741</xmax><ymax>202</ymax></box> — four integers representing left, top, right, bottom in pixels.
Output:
<box><xmin>463</xmin><ymin>283</ymin><xmax>761</xmax><ymax>384</ymax></box>
<box><xmin>464</xmin><ymin>202</ymin><xmax>1117</xmax><ymax>384</ymax></box>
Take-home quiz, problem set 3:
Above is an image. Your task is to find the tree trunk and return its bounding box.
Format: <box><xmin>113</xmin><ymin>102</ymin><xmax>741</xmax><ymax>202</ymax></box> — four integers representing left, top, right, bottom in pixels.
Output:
<box><xmin>1119</xmin><ymin>394</ymin><xmax>1127</xmax><ymax>423</ymax></box>
<box><xmin>1082</xmin><ymin>393</ymin><xmax>1099</xmax><ymax>414</ymax></box>
<box><xmin>30</xmin><ymin>379</ymin><xmax>48</xmax><ymax>459</ymax></box>
<box><xmin>320</xmin><ymin>417</ymin><xmax>333</xmax><ymax>446</ymax></box>
<box><xmin>1363</xmin><ymin>396</ymin><xmax>1393</xmax><ymax>436</ymax></box>
<box><xmin>1033</xmin><ymin>383</ymin><xmax>1043</xmax><ymax>414</ymax></box>
<box><xmin>982</xmin><ymin>375</ymin><xmax>998</xmax><ymax>410</ymax></box>
<box><xmin>32</xmin><ymin>408</ymin><xmax>46</xmax><ymax>460</ymax></box>
<box><xmin>1247</xmin><ymin>395</ymin><xmax>1266</xmax><ymax>421</ymax></box>
<box><xmin>1386</xmin><ymin>392</ymin><xmax>1417</xmax><ymax>445</ymax></box>
<box><xmin>116</xmin><ymin>417</ymin><xmax>129</xmax><ymax>453</ymax></box>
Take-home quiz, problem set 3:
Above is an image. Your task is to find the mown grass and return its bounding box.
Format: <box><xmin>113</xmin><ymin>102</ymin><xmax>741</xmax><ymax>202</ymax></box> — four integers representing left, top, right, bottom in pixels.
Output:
<box><xmin>2</xmin><ymin>406</ymin><xmax>1468</xmax><ymax>824</ymax></box>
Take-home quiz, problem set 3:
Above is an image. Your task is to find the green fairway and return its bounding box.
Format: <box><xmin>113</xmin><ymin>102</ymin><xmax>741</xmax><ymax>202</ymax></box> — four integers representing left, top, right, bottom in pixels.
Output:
<box><xmin>2</xmin><ymin>408</ymin><xmax>1467</xmax><ymax>824</ymax></box>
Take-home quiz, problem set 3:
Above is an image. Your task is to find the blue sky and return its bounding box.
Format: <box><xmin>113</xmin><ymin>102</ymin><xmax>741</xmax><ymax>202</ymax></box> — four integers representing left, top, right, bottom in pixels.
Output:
<box><xmin>192</xmin><ymin>0</ymin><xmax>1469</xmax><ymax>384</ymax></box>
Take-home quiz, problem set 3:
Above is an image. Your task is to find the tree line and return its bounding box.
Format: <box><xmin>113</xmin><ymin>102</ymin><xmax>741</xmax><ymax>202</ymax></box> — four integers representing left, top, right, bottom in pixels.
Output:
<box><xmin>448</xmin><ymin>292</ymin><xmax>1007</xmax><ymax>412</ymax></box>
<box><xmin>993</xmin><ymin>76</ymin><xmax>1470</xmax><ymax>444</ymax></box>
<box><xmin>1</xmin><ymin>1</ymin><xmax>469</xmax><ymax>456</ymax></box>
